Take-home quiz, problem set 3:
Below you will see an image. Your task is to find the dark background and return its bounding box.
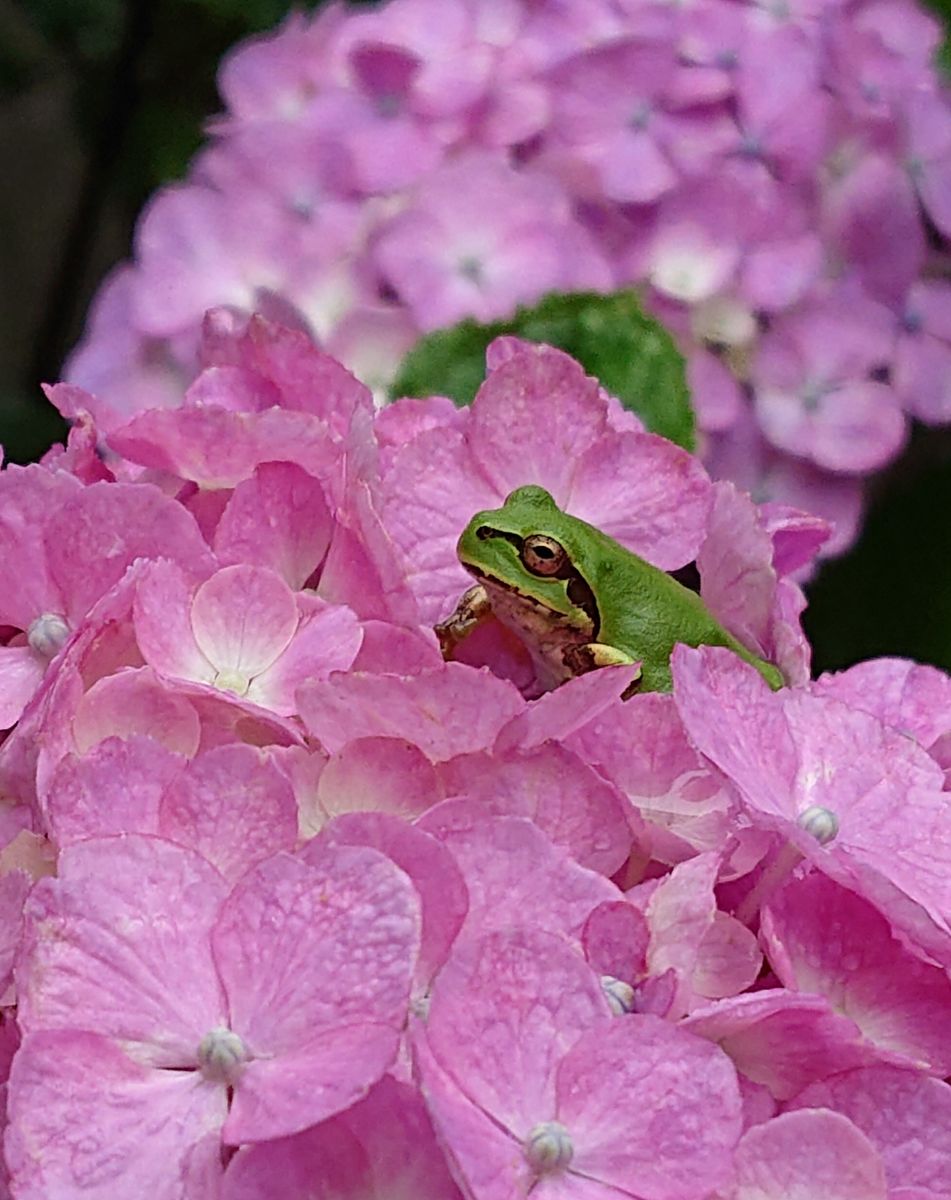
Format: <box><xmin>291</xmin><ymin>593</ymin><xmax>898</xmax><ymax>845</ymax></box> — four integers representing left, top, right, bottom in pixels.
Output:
<box><xmin>2</xmin><ymin>0</ymin><xmax>951</xmax><ymax>675</ymax></box>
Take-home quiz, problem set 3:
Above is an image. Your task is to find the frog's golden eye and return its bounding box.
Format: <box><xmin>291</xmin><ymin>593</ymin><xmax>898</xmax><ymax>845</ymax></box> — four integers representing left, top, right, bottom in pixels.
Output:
<box><xmin>521</xmin><ymin>535</ymin><xmax>567</xmax><ymax>576</ymax></box>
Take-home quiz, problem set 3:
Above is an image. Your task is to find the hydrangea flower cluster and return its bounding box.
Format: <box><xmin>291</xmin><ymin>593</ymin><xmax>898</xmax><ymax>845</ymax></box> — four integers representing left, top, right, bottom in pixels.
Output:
<box><xmin>3</xmin><ymin>319</ymin><xmax>951</xmax><ymax>1196</ymax></box>
<box><xmin>64</xmin><ymin>0</ymin><xmax>951</xmax><ymax>554</ymax></box>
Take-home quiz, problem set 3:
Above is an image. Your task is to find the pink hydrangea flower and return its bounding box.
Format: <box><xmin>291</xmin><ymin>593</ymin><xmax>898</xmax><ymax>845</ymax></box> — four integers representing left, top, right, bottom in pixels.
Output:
<box><xmin>8</xmin><ymin>836</ymin><xmax>421</xmax><ymax>1192</ymax></box>
<box><xmin>2</xmin><ymin>322</ymin><xmax>950</xmax><ymax>1194</ymax></box>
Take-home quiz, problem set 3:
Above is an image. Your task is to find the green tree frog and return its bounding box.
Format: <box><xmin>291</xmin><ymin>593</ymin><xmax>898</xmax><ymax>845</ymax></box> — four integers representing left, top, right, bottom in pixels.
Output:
<box><xmin>436</xmin><ymin>485</ymin><xmax>784</xmax><ymax>694</ymax></box>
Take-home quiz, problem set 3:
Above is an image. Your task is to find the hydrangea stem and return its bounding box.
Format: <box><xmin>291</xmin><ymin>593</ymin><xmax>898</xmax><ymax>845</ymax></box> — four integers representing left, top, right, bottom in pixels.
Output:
<box><xmin>734</xmin><ymin>840</ymin><xmax>804</xmax><ymax>927</ymax></box>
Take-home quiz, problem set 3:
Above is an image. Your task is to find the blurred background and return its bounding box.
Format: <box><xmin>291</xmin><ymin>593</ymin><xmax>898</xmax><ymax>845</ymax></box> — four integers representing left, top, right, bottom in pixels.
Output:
<box><xmin>2</xmin><ymin>0</ymin><xmax>951</xmax><ymax>675</ymax></box>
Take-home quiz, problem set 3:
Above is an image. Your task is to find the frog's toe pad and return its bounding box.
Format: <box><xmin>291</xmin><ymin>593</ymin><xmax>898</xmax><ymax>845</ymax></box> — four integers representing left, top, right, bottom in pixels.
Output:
<box><xmin>564</xmin><ymin>643</ymin><xmax>639</xmax><ymax>675</ymax></box>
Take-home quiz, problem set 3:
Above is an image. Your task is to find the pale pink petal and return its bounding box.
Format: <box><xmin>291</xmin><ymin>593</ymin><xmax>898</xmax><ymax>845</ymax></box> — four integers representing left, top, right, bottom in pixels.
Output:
<box><xmin>214</xmin><ymin>846</ymin><xmax>420</xmax><ymax>1141</ymax></box>
<box><xmin>18</xmin><ymin>836</ymin><xmax>228</xmax><ymax>1066</ymax></box>
<box><xmin>496</xmin><ymin>665</ymin><xmax>639</xmax><ymax>753</ymax></box>
<box><xmin>298</xmin><ymin>663</ymin><xmax>524</xmax><ymax>760</ymax></box>
<box><xmin>813</xmin><ymin>658</ymin><xmax>951</xmax><ymax>752</ymax></box>
<box><xmin>71</xmin><ymin>668</ymin><xmax>202</xmax><ymax>758</ymax></box>
<box><xmin>159</xmin><ymin>744</ymin><xmax>298</xmax><ymax>882</ymax></box>
<box><xmin>214</xmin><ymin>462</ymin><xmax>334</xmax><ymax>589</ymax></box>
<box><xmin>693</xmin><ymin>913</ymin><xmax>763</xmax><ymax>1002</ymax></box>
<box><xmin>134</xmin><ymin>560</ymin><xmax>214</xmax><ymax>685</ymax></box>
<box><xmin>191</xmin><ymin>565</ymin><xmax>298</xmax><ymax>678</ymax></box>
<box><xmin>468</xmin><ymin>342</ymin><xmax>609</xmax><ymax>502</ymax></box>
<box><xmin>643</xmin><ymin>852</ymin><xmax>720</xmax><ymax>1018</ymax></box>
<box><xmin>315</xmin><ymin>736</ymin><xmax>441</xmax><ymax>823</ymax></box>
<box><xmin>413</xmin><ymin>1026</ymin><xmax>531</xmax><ymax>1200</ymax></box>
<box><xmin>318</xmin><ymin>482</ymin><xmax>423</xmax><ymax>627</ymax></box>
<box><xmin>247</xmin><ymin>598</ymin><xmax>362</xmax><ymax>713</ymax></box>
<box><xmin>377</xmin><ymin>423</ymin><xmax>500</xmax><ymax>624</ymax></box>
<box><xmin>6</xmin><ymin>1032</ymin><xmax>226</xmax><ymax>1200</ymax></box>
<box><xmin>350</xmin><ymin>619</ymin><xmax>443</xmax><ymax>675</ymax></box>
<box><xmin>730</xmin><ymin>1109</ymin><xmax>886</xmax><ymax>1200</ymax></box>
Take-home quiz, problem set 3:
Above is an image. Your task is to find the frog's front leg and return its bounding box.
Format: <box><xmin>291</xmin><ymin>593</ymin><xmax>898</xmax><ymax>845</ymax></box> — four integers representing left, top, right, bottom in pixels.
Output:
<box><xmin>435</xmin><ymin>584</ymin><xmax>493</xmax><ymax>659</ymax></box>
<box><xmin>562</xmin><ymin>643</ymin><xmax>642</xmax><ymax>699</ymax></box>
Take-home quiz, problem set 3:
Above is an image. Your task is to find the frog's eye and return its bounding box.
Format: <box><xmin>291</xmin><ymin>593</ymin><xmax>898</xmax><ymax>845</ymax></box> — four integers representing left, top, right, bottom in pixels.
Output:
<box><xmin>521</xmin><ymin>535</ymin><xmax>567</xmax><ymax>576</ymax></box>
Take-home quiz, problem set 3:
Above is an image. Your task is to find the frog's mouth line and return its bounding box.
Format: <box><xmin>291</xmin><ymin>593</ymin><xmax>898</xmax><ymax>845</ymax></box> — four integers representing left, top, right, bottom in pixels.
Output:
<box><xmin>462</xmin><ymin>533</ymin><xmax>601</xmax><ymax>636</ymax></box>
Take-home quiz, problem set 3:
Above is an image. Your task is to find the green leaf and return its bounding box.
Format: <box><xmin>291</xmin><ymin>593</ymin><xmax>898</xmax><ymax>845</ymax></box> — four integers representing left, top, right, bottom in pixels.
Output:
<box><xmin>390</xmin><ymin>289</ymin><xmax>696</xmax><ymax>451</ymax></box>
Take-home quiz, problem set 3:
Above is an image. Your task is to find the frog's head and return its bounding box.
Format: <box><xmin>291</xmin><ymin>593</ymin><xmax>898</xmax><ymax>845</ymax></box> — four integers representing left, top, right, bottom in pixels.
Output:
<box><xmin>457</xmin><ymin>485</ymin><xmax>599</xmax><ymax>630</ymax></box>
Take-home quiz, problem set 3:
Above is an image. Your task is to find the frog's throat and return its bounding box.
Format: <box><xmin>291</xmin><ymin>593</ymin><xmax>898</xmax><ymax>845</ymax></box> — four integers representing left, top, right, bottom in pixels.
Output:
<box><xmin>463</xmin><ymin>564</ymin><xmax>599</xmax><ymax>640</ymax></box>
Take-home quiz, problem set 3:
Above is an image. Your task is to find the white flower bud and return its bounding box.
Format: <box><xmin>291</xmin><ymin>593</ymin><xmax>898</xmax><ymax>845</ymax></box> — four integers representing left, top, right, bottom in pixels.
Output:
<box><xmin>798</xmin><ymin>804</ymin><xmax>839</xmax><ymax>845</ymax></box>
<box><xmin>601</xmin><ymin>974</ymin><xmax>636</xmax><ymax>1015</ymax></box>
<box><xmin>27</xmin><ymin>612</ymin><xmax>70</xmax><ymax>659</ymax></box>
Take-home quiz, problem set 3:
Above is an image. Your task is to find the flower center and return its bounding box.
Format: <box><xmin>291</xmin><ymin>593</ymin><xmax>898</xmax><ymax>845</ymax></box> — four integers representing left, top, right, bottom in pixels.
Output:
<box><xmin>197</xmin><ymin>1026</ymin><xmax>249</xmax><ymax>1084</ymax></box>
<box><xmin>213</xmin><ymin>669</ymin><xmax>251</xmax><ymax>696</ymax></box>
<box><xmin>601</xmin><ymin>974</ymin><xmax>636</xmax><ymax>1014</ymax></box>
<box><xmin>524</xmin><ymin>1121</ymin><xmax>574</xmax><ymax>1174</ymax></box>
<box><xmin>27</xmin><ymin>613</ymin><xmax>70</xmax><ymax>660</ymax></box>
<box><xmin>798</xmin><ymin>804</ymin><xmax>839</xmax><ymax>845</ymax></box>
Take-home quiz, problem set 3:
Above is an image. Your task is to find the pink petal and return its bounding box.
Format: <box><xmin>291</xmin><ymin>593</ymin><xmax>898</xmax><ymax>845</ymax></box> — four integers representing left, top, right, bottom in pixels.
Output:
<box><xmin>558</xmin><ymin>1015</ymin><xmax>742</xmax><ymax>1197</ymax></box>
<box><xmin>46</xmin><ymin>736</ymin><xmax>184</xmax><ymax>845</ymax></box>
<box><xmin>315</xmin><ymin>736</ymin><xmax>441</xmax><ymax>823</ymax></box>
<box><xmin>377</xmin><ymin>422</ymin><xmax>500</xmax><ymax>625</ymax></box>
<box><xmin>761</xmin><ymin>873</ymin><xmax>951</xmax><ymax>1075</ymax></box>
<box><xmin>693</xmin><ymin>913</ymin><xmax>763</xmax><ymax>1001</ymax></box>
<box><xmin>214</xmin><ymin>462</ymin><xmax>334</xmax><ymax>589</ymax></box>
<box><xmin>416</xmin><ymin>810</ymin><xmax>618</xmax><ymax>945</ymax></box>
<box><xmin>468</xmin><ymin>342</ymin><xmax>608</xmax><ymax>504</ymax></box>
<box><xmin>47</xmin><ymin>482</ymin><xmax>215</xmax><ymax>627</ymax></box>
<box><xmin>222</xmin><ymin>1075</ymin><xmax>462</xmax><ymax>1200</ymax></box>
<box><xmin>0</xmin><ymin>645</ymin><xmax>46</xmax><ymax>731</ymax></box>
<box><xmin>71</xmin><ymin>668</ymin><xmax>202</xmax><ymax>759</ymax></box>
<box><xmin>214</xmin><ymin>846</ymin><xmax>419</xmax><ymax>1141</ymax></box>
<box><xmin>812</xmin><ymin>658</ymin><xmax>951</xmax><ymax>752</ymax></box>
<box><xmin>731</xmin><ymin>1109</ymin><xmax>886</xmax><ymax>1199</ymax></box>
<box><xmin>191</xmin><ymin>564</ymin><xmax>298</xmax><ymax>678</ymax></box>
<box><xmin>18</xmin><ymin>836</ymin><xmax>228</xmax><ymax>1066</ymax></box>
<box><xmin>683</xmin><ymin>991</ymin><xmax>897</xmax><ymax>1100</ymax></box>
<box><xmin>583</xmin><ymin>900</ymin><xmax>651</xmax><ymax>983</ymax></box>
<box><xmin>569</xmin><ymin>431</ymin><xmax>712</xmax><ymax>572</ymax></box>
<box><xmin>298</xmin><ymin>663</ymin><xmax>525</xmax><ymax>760</ymax></box>
<box><xmin>438</xmin><ymin>743</ymin><xmax>635</xmax><ymax>876</ymax></box>
<box><xmin>159</xmin><ymin>744</ymin><xmax>298</xmax><ymax>882</ymax></box>
<box><xmin>247</xmin><ymin>598</ymin><xmax>362</xmax><ymax>713</ymax></box>
<box><xmin>306</xmin><ymin>811</ymin><xmax>468</xmax><ymax>994</ymax></box>
<box><xmin>496</xmin><ymin>665</ymin><xmax>640</xmax><ymax>753</ymax></box>
<box><xmin>423</xmin><ymin>927</ymin><xmax>610</xmax><ymax>1135</ymax></box>
<box><xmin>6</xmin><ymin>1031</ymin><xmax>226</xmax><ymax>1200</ymax></box>
<box><xmin>134</xmin><ymin>560</ymin><xmax>214</xmax><ymax>685</ymax></box>
<box><xmin>789</xmin><ymin>1066</ymin><xmax>951</xmax><ymax>1195</ymax></box>
<box><xmin>413</xmin><ymin>1025</ymin><xmax>531</xmax><ymax>1200</ymax></box>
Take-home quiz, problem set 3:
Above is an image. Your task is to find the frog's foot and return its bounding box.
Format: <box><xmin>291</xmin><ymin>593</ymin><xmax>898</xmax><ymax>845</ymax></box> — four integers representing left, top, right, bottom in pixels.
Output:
<box><xmin>435</xmin><ymin>584</ymin><xmax>492</xmax><ymax>658</ymax></box>
<box><xmin>563</xmin><ymin>643</ymin><xmax>641</xmax><ymax>697</ymax></box>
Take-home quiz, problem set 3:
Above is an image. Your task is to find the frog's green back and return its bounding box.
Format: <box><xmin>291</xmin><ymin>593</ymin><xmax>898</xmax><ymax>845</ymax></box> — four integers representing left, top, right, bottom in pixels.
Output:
<box><xmin>543</xmin><ymin>505</ymin><xmax>782</xmax><ymax>692</ymax></box>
